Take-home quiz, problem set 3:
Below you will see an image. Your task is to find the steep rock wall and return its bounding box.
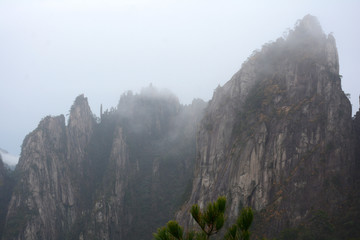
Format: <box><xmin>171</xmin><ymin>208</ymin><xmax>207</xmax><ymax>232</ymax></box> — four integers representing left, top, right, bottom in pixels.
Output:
<box><xmin>177</xmin><ymin>15</ymin><xmax>357</xmax><ymax>238</ymax></box>
<box><xmin>0</xmin><ymin>154</ymin><xmax>14</xmax><ymax>238</ymax></box>
<box><xmin>2</xmin><ymin>89</ymin><xmax>206</xmax><ymax>240</ymax></box>
<box><xmin>3</xmin><ymin>95</ymin><xmax>95</xmax><ymax>240</ymax></box>
<box><xmin>4</xmin><ymin>116</ymin><xmax>76</xmax><ymax>240</ymax></box>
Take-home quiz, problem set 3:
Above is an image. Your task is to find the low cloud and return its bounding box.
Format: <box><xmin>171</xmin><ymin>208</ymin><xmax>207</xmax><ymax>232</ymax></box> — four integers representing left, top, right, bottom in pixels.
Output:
<box><xmin>0</xmin><ymin>148</ymin><xmax>19</xmax><ymax>166</ymax></box>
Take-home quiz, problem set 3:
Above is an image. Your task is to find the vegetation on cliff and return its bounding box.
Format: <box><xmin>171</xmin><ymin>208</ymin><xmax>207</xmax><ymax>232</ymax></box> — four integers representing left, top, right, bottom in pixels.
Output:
<box><xmin>175</xmin><ymin>15</ymin><xmax>360</xmax><ymax>240</ymax></box>
<box><xmin>2</xmin><ymin>87</ymin><xmax>206</xmax><ymax>240</ymax></box>
<box><xmin>154</xmin><ymin>196</ymin><xmax>254</xmax><ymax>240</ymax></box>
<box><xmin>1</xmin><ymin>15</ymin><xmax>360</xmax><ymax>240</ymax></box>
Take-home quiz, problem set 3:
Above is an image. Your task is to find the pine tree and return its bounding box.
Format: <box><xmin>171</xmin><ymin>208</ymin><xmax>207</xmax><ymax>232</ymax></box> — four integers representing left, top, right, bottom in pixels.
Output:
<box><xmin>153</xmin><ymin>197</ymin><xmax>253</xmax><ymax>240</ymax></box>
<box><xmin>224</xmin><ymin>207</ymin><xmax>253</xmax><ymax>240</ymax></box>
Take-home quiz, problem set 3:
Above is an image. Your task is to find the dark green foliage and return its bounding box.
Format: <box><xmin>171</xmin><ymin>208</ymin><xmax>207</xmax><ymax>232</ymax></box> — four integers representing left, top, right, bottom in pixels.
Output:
<box><xmin>154</xmin><ymin>197</ymin><xmax>254</xmax><ymax>240</ymax></box>
<box><xmin>224</xmin><ymin>225</ymin><xmax>238</xmax><ymax>240</ymax></box>
<box><xmin>154</xmin><ymin>226</ymin><xmax>173</xmax><ymax>240</ymax></box>
<box><xmin>153</xmin><ymin>222</ymin><xmax>195</xmax><ymax>240</ymax></box>
<box><xmin>190</xmin><ymin>196</ymin><xmax>227</xmax><ymax>238</ymax></box>
<box><xmin>167</xmin><ymin>221</ymin><xmax>184</xmax><ymax>239</ymax></box>
<box><xmin>154</xmin><ymin>196</ymin><xmax>228</xmax><ymax>240</ymax></box>
<box><xmin>238</xmin><ymin>207</ymin><xmax>253</xmax><ymax>240</ymax></box>
<box><xmin>224</xmin><ymin>207</ymin><xmax>253</xmax><ymax>240</ymax></box>
<box><xmin>154</xmin><ymin>223</ymin><xmax>200</xmax><ymax>240</ymax></box>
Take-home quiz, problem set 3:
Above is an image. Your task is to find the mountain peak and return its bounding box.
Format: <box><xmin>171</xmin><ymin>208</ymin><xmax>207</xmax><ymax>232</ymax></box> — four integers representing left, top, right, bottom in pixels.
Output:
<box><xmin>70</xmin><ymin>94</ymin><xmax>91</xmax><ymax>115</ymax></box>
<box><xmin>176</xmin><ymin>15</ymin><xmax>355</xmax><ymax>239</ymax></box>
<box><xmin>295</xmin><ymin>14</ymin><xmax>323</xmax><ymax>36</ymax></box>
<box><xmin>68</xmin><ymin>94</ymin><xmax>94</xmax><ymax>128</ymax></box>
<box><xmin>73</xmin><ymin>94</ymin><xmax>87</xmax><ymax>106</ymax></box>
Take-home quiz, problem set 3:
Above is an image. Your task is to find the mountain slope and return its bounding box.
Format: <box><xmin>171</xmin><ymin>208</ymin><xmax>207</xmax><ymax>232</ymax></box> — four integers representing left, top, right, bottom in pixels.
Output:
<box><xmin>0</xmin><ymin>155</ymin><xmax>14</xmax><ymax>238</ymax></box>
<box><xmin>2</xmin><ymin>15</ymin><xmax>360</xmax><ymax>240</ymax></box>
<box><xmin>176</xmin><ymin>15</ymin><xmax>360</xmax><ymax>239</ymax></box>
<box><xmin>0</xmin><ymin>148</ymin><xmax>19</xmax><ymax>168</ymax></box>
<box><xmin>2</xmin><ymin>90</ymin><xmax>206</xmax><ymax>240</ymax></box>
<box><xmin>4</xmin><ymin>115</ymin><xmax>77</xmax><ymax>240</ymax></box>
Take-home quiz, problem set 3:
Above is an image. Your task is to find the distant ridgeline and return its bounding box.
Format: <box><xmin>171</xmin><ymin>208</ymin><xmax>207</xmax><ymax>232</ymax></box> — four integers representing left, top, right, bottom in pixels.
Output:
<box><xmin>1</xmin><ymin>15</ymin><xmax>360</xmax><ymax>240</ymax></box>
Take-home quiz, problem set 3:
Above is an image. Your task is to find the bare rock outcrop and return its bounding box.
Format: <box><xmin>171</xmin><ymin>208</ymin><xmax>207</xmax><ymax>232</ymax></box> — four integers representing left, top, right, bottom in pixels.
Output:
<box><xmin>3</xmin><ymin>96</ymin><xmax>96</xmax><ymax>240</ymax></box>
<box><xmin>0</xmin><ymin>154</ymin><xmax>14</xmax><ymax>238</ymax></box>
<box><xmin>2</xmin><ymin>89</ymin><xmax>206</xmax><ymax>240</ymax></box>
<box><xmin>4</xmin><ymin>116</ymin><xmax>76</xmax><ymax>240</ymax></box>
<box><xmin>3</xmin><ymin>14</ymin><xmax>359</xmax><ymax>240</ymax></box>
<box><xmin>176</xmin><ymin>15</ymin><xmax>358</xmax><ymax>238</ymax></box>
<box><xmin>67</xmin><ymin>94</ymin><xmax>96</xmax><ymax>171</ymax></box>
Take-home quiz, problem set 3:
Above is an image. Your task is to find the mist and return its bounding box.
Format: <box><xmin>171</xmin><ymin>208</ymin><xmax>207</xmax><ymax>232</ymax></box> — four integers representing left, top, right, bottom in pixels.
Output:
<box><xmin>1</xmin><ymin>0</ymin><xmax>359</xmax><ymax>158</ymax></box>
<box><xmin>0</xmin><ymin>148</ymin><xmax>18</xmax><ymax>166</ymax></box>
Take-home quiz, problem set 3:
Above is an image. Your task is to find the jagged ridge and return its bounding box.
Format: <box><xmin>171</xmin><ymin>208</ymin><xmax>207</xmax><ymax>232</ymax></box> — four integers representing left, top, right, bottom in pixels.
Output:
<box><xmin>2</xmin><ymin>89</ymin><xmax>206</xmax><ymax>240</ymax></box>
<box><xmin>176</xmin><ymin>15</ymin><xmax>359</xmax><ymax>239</ymax></box>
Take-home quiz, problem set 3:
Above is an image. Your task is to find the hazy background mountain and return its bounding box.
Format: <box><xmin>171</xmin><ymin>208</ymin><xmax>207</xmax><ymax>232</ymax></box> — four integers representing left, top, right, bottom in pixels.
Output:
<box><xmin>0</xmin><ymin>154</ymin><xmax>15</xmax><ymax>238</ymax></box>
<box><xmin>2</xmin><ymin>88</ymin><xmax>206</xmax><ymax>240</ymax></box>
<box><xmin>0</xmin><ymin>148</ymin><xmax>18</xmax><ymax>168</ymax></box>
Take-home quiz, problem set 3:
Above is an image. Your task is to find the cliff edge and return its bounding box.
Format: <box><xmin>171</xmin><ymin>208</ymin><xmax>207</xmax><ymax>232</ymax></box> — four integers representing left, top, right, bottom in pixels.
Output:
<box><xmin>176</xmin><ymin>15</ymin><xmax>359</xmax><ymax>239</ymax></box>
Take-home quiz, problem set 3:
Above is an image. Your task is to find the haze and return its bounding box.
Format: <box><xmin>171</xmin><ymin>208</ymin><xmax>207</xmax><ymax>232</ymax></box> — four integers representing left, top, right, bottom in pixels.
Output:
<box><xmin>1</xmin><ymin>0</ymin><xmax>359</xmax><ymax>158</ymax></box>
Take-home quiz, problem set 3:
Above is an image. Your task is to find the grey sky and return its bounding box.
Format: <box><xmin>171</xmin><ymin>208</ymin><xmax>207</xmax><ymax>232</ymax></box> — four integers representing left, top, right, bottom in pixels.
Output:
<box><xmin>1</xmin><ymin>0</ymin><xmax>359</xmax><ymax>157</ymax></box>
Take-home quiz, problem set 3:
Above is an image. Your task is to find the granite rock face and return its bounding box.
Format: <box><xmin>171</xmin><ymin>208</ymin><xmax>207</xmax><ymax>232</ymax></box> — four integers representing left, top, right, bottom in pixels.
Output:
<box><xmin>3</xmin><ymin>96</ymin><xmax>91</xmax><ymax>240</ymax></box>
<box><xmin>0</xmin><ymin>154</ymin><xmax>14</xmax><ymax>238</ymax></box>
<box><xmin>67</xmin><ymin>95</ymin><xmax>96</xmax><ymax>173</ymax></box>
<box><xmin>2</xmin><ymin>91</ymin><xmax>205</xmax><ymax>240</ymax></box>
<box><xmin>2</xmin><ymin>15</ymin><xmax>360</xmax><ymax>240</ymax></box>
<box><xmin>176</xmin><ymin>15</ymin><xmax>359</xmax><ymax>238</ymax></box>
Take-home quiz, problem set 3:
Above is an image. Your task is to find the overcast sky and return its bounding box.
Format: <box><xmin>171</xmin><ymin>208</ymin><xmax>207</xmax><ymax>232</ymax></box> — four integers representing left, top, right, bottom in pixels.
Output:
<box><xmin>1</xmin><ymin>0</ymin><xmax>359</xmax><ymax>157</ymax></box>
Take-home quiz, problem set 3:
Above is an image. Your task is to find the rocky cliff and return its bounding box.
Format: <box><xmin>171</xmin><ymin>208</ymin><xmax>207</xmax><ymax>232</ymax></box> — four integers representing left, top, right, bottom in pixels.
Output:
<box><xmin>4</xmin><ymin>107</ymin><xmax>80</xmax><ymax>239</ymax></box>
<box><xmin>79</xmin><ymin>89</ymin><xmax>206</xmax><ymax>240</ymax></box>
<box><xmin>2</xmin><ymin>15</ymin><xmax>360</xmax><ymax>240</ymax></box>
<box><xmin>0</xmin><ymin>154</ymin><xmax>14</xmax><ymax>238</ymax></box>
<box><xmin>176</xmin><ymin>15</ymin><xmax>360</xmax><ymax>239</ymax></box>
<box><xmin>2</xmin><ymin>90</ymin><xmax>206</xmax><ymax>240</ymax></box>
